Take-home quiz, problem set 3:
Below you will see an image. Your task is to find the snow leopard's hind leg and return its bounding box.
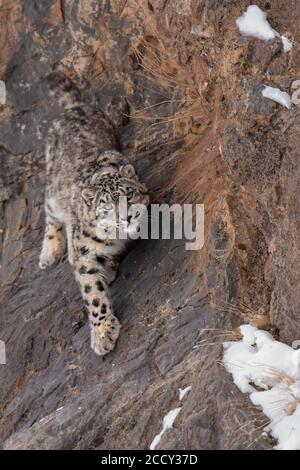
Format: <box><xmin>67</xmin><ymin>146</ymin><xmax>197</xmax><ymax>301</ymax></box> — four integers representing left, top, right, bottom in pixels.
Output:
<box><xmin>39</xmin><ymin>202</ymin><xmax>65</xmax><ymax>269</ymax></box>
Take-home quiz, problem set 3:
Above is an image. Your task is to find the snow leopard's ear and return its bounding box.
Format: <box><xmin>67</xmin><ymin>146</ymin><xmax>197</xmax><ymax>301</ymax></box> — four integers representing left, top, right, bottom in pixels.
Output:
<box><xmin>120</xmin><ymin>164</ymin><xmax>136</xmax><ymax>178</ymax></box>
<box><xmin>81</xmin><ymin>187</ymin><xmax>95</xmax><ymax>206</ymax></box>
<box><xmin>139</xmin><ymin>182</ymin><xmax>148</xmax><ymax>194</ymax></box>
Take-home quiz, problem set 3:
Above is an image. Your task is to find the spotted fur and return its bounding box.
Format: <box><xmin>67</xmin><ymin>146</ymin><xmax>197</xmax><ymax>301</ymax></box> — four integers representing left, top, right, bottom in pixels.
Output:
<box><xmin>39</xmin><ymin>72</ymin><xmax>149</xmax><ymax>355</ymax></box>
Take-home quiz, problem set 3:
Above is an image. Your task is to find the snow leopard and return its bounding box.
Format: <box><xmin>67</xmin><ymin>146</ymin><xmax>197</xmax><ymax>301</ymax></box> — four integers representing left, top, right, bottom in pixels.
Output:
<box><xmin>39</xmin><ymin>71</ymin><xmax>149</xmax><ymax>355</ymax></box>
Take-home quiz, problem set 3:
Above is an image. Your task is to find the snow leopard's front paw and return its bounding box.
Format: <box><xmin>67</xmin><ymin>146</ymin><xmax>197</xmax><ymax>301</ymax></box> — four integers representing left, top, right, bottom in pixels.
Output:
<box><xmin>90</xmin><ymin>315</ymin><xmax>121</xmax><ymax>356</ymax></box>
<box><xmin>39</xmin><ymin>247</ymin><xmax>61</xmax><ymax>269</ymax></box>
<box><xmin>39</xmin><ymin>229</ymin><xmax>65</xmax><ymax>269</ymax></box>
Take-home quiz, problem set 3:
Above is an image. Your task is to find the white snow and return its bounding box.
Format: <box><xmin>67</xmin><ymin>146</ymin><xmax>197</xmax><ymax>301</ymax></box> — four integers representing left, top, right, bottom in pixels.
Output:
<box><xmin>149</xmin><ymin>384</ymin><xmax>191</xmax><ymax>449</ymax></box>
<box><xmin>262</xmin><ymin>85</ymin><xmax>292</xmax><ymax>109</ymax></box>
<box><xmin>179</xmin><ymin>386</ymin><xmax>192</xmax><ymax>401</ymax></box>
<box><xmin>0</xmin><ymin>80</ymin><xmax>6</xmax><ymax>105</ymax></box>
<box><xmin>236</xmin><ymin>5</ymin><xmax>292</xmax><ymax>52</ymax></box>
<box><xmin>281</xmin><ymin>35</ymin><xmax>293</xmax><ymax>53</ymax></box>
<box><xmin>223</xmin><ymin>324</ymin><xmax>300</xmax><ymax>450</ymax></box>
<box><xmin>150</xmin><ymin>407</ymin><xmax>182</xmax><ymax>450</ymax></box>
<box><xmin>236</xmin><ymin>5</ymin><xmax>278</xmax><ymax>41</ymax></box>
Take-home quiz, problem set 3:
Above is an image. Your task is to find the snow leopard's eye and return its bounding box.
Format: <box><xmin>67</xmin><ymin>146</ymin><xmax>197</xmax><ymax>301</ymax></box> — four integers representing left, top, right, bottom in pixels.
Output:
<box><xmin>127</xmin><ymin>191</ymin><xmax>134</xmax><ymax>200</ymax></box>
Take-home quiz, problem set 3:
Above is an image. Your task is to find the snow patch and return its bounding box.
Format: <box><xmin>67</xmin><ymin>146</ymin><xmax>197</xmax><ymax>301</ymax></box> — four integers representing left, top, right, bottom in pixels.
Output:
<box><xmin>262</xmin><ymin>85</ymin><xmax>292</xmax><ymax>109</ymax></box>
<box><xmin>223</xmin><ymin>324</ymin><xmax>300</xmax><ymax>449</ymax></box>
<box><xmin>179</xmin><ymin>386</ymin><xmax>192</xmax><ymax>401</ymax></box>
<box><xmin>236</xmin><ymin>5</ymin><xmax>292</xmax><ymax>53</ymax></box>
<box><xmin>281</xmin><ymin>35</ymin><xmax>293</xmax><ymax>53</ymax></box>
<box><xmin>150</xmin><ymin>407</ymin><xmax>182</xmax><ymax>450</ymax></box>
<box><xmin>0</xmin><ymin>81</ymin><xmax>6</xmax><ymax>105</ymax></box>
<box><xmin>236</xmin><ymin>5</ymin><xmax>278</xmax><ymax>41</ymax></box>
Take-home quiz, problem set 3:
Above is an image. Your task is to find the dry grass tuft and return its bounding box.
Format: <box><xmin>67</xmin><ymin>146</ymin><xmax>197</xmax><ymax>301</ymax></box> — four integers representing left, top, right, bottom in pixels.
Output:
<box><xmin>196</xmin><ymin>299</ymin><xmax>272</xmax><ymax>350</ymax></box>
<box><xmin>196</xmin><ymin>327</ymin><xmax>241</xmax><ymax>350</ymax></box>
<box><xmin>123</xmin><ymin>0</ymin><xmax>207</xmax><ymax>151</ymax></box>
<box><xmin>131</xmin><ymin>36</ymin><xmax>205</xmax><ymax>141</ymax></box>
<box><xmin>196</xmin><ymin>300</ymin><xmax>276</xmax><ymax>375</ymax></box>
<box><xmin>221</xmin><ymin>299</ymin><xmax>272</xmax><ymax>331</ymax></box>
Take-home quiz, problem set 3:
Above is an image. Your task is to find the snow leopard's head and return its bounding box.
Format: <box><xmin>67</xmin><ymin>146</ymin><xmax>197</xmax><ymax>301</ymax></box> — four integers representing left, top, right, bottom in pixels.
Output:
<box><xmin>80</xmin><ymin>160</ymin><xmax>149</xmax><ymax>241</ymax></box>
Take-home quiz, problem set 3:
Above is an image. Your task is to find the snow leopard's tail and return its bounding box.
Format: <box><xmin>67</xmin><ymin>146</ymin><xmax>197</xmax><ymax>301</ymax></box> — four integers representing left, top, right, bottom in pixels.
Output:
<box><xmin>45</xmin><ymin>71</ymin><xmax>83</xmax><ymax>110</ymax></box>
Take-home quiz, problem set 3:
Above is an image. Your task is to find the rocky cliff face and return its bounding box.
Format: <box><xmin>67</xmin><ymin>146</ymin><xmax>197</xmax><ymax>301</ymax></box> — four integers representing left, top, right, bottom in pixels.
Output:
<box><xmin>0</xmin><ymin>0</ymin><xmax>299</xmax><ymax>450</ymax></box>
